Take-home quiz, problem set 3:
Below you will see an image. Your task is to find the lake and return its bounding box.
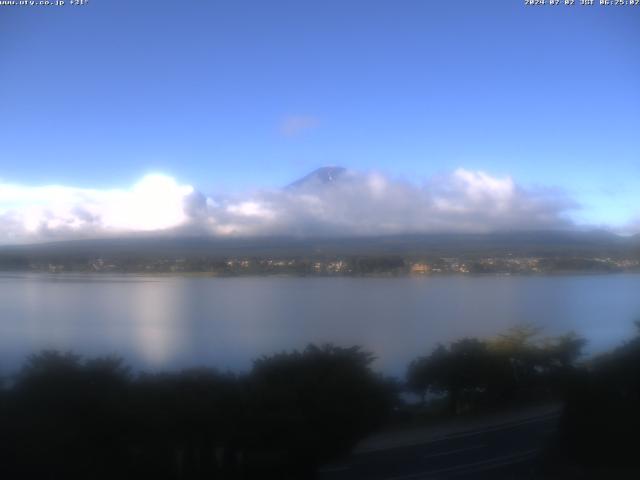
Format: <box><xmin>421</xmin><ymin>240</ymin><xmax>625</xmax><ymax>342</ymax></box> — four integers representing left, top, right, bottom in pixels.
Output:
<box><xmin>1</xmin><ymin>273</ymin><xmax>639</xmax><ymax>377</ymax></box>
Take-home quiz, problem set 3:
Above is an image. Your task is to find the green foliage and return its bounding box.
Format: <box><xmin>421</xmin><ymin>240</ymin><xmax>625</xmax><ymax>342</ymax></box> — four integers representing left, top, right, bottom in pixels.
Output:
<box><xmin>247</xmin><ymin>345</ymin><xmax>396</xmax><ymax>465</ymax></box>
<box><xmin>407</xmin><ymin>326</ymin><xmax>587</xmax><ymax>414</ymax></box>
<box><xmin>551</xmin><ymin>322</ymin><xmax>640</xmax><ymax>471</ymax></box>
<box><xmin>0</xmin><ymin>344</ymin><xmax>396</xmax><ymax>479</ymax></box>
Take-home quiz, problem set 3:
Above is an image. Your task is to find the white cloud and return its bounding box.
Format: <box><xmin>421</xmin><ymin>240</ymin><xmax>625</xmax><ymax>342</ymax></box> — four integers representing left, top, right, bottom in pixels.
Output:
<box><xmin>0</xmin><ymin>169</ymin><xmax>578</xmax><ymax>245</ymax></box>
<box><xmin>203</xmin><ymin>169</ymin><xmax>576</xmax><ymax>237</ymax></box>
<box><xmin>0</xmin><ymin>174</ymin><xmax>194</xmax><ymax>243</ymax></box>
<box><xmin>279</xmin><ymin>115</ymin><xmax>320</xmax><ymax>137</ymax></box>
<box><xmin>621</xmin><ymin>215</ymin><xmax>640</xmax><ymax>236</ymax></box>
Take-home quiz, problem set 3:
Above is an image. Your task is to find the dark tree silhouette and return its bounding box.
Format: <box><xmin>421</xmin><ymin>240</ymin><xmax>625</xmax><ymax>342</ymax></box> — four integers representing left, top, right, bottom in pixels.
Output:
<box><xmin>245</xmin><ymin>344</ymin><xmax>396</xmax><ymax>476</ymax></box>
<box><xmin>0</xmin><ymin>344</ymin><xmax>396</xmax><ymax>480</ymax></box>
<box><xmin>549</xmin><ymin>322</ymin><xmax>640</xmax><ymax>476</ymax></box>
<box><xmin>407</xmin><ymin>327</ymin><xmax>587</xmax><ymax>415</ymax></box>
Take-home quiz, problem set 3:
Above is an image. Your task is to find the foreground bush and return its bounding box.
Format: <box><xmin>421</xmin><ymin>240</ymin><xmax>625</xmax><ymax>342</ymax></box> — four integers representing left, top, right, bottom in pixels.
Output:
<box><xmin>0</xmin><ymin>345</ymin><xmax>396</xmax><ymax>479</ymax></box>
<box><xmin>546</xmin><ymin>323</ymin><xmax>640</xmax><ymax>475</ymax></box>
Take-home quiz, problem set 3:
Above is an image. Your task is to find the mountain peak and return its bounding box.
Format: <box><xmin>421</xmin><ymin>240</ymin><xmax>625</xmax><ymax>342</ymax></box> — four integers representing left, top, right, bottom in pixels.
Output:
<box><xmin>287</xmin><ymin>166</ymin><xmax>347</xmax><ymax>189</ymax></box>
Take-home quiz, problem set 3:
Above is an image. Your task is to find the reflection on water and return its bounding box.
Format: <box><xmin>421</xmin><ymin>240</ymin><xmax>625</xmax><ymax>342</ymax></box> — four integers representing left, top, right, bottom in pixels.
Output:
<box><xmin>130</xmin><ymin>280</ymin><xmax>183</xmax><ymax>365</ymax></box>
<box><xmin>1</xmin><ymin>273</ymin><xmax>640</xmax><ymax>376</ymax></box>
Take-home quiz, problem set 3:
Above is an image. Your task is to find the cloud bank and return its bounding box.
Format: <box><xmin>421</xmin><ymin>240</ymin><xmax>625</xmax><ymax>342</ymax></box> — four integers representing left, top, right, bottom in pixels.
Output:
<box><xmin>0</xmin><ymin>175</ymin><xmax>194</xmax><ymax>244</ymax></box>
<box><xmin>0</xmin><ymin>169</ymin><xmax>577</xmax><ymax>245</ymax></box>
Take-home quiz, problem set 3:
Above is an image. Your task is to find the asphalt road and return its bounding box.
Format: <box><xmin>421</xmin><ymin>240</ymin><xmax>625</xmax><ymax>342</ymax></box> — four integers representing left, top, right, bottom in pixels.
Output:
<box><xmin>318</xmin><ymin>412</ymin><xmax>561</xmax><ymax>480</ymax></box>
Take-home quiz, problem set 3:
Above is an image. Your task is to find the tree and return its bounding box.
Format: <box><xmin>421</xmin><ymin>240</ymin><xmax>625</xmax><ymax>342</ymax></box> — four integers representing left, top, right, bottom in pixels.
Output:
<box><xmin>408</xmin><ymin>327</ymin><xmax>588</xmax><ymax>415</ymax></box>
<box><xmin>246</xmin><ymin>344</ymin><xmax>396</xmax><ymax>475</ymax></box>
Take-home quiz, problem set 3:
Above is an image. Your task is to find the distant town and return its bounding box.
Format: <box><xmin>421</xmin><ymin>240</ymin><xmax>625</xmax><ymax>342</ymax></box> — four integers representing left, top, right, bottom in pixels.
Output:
<box><xmin>5</xmin><ymin>254</ymin><xmax>640</xmax><ymax>276</ymax></box>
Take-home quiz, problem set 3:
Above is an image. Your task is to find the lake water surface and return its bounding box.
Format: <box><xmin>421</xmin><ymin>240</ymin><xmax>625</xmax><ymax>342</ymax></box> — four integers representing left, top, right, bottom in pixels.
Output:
<box><xmin>1</xmin><ymin>273</ymin><xmax>639</xmax><ymax>377</ymax></box>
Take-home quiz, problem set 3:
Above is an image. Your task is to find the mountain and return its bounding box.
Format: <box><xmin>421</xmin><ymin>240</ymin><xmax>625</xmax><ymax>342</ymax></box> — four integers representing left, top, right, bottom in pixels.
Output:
<box><xmin>0</xmin><ymin>164</ymin><xmax>637</xmax><ymax>266</ymax></box>
<box><xmin>0</xmin><ymin>231</ymin><xmax>637</xmax><ymax>264</ymax></box>
<box><xmin>286</xmin><ymin>166</ymin><xmax>347</xmax><ymax>189</ymax></box>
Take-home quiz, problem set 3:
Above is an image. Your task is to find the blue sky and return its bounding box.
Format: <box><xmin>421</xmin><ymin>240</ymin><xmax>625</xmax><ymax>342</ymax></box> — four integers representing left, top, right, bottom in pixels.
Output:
<box><xmin>0</xmin><ymin>0</ymin><xmax>639</xmax><ymax>240</ymax></box>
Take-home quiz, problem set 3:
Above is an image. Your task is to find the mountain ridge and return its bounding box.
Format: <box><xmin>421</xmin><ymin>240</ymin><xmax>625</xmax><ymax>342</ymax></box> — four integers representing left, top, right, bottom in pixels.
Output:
<box><xmin>1</xmin><ymin>230</ymin><xmax>637</xmax><ymax>261</ymax></box>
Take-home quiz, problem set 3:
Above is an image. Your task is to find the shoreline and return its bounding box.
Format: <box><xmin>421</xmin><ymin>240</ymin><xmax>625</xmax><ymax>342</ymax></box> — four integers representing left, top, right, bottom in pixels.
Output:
<box><xmin>1</xmin><ymin>270</ymin><xmax>640</xmax><ymax>278</ymax></box>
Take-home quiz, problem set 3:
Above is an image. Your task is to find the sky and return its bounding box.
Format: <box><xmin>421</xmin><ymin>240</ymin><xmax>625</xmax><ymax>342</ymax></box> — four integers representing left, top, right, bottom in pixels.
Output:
<box><xmin>0</xmin><ymin>0</ymin><xmax>638</xmax><ymax>243</ymax></box>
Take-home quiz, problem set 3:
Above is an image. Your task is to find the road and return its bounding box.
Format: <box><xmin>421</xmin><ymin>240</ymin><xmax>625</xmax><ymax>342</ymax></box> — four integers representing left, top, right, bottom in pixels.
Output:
<box><xmin>318</xmin><ymin>411</ymin><xmax>560</xmax><ymax>480</ymax></box>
